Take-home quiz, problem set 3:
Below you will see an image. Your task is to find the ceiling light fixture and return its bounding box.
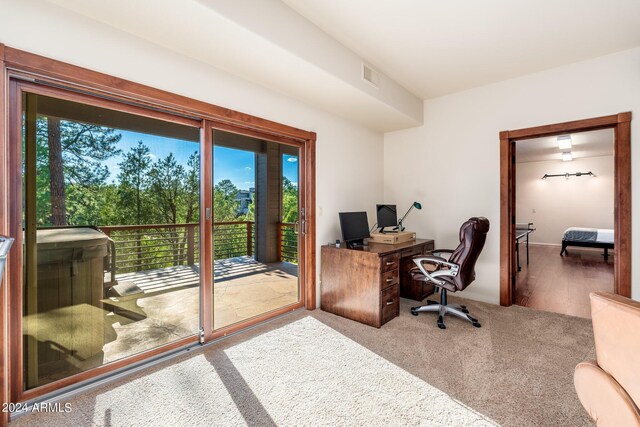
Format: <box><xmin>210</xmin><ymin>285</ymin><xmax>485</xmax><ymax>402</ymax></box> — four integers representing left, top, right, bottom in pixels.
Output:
<box><xmin>557</xmin><ymin>135</ymin><xmax>572</xmax><ymax>150</ymax></box>
<box><xmin>562</xmin><ymin>152</ymin><xmax>573</xmax><ymax>162</ymax></box>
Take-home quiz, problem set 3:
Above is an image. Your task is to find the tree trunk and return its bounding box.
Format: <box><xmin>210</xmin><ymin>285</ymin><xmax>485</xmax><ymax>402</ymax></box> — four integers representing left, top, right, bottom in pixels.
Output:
<box><xmin>47</xmin><ymin>117</ymin><xmax>67</xmax><ymax>226</ymax></box>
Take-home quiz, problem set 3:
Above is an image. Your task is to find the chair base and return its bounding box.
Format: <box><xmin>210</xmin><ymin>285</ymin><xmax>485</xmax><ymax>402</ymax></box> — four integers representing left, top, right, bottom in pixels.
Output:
<box><xmin>410</xmin><ymin>289</ymin><xmax>481</xmax><ymax>329</ymax></box>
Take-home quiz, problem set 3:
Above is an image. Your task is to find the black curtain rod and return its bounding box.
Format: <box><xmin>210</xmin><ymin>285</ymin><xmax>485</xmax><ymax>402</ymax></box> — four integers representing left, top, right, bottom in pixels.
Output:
<box><xmin>541</xmin><ymin>171</ymin><xmax>596</xmax><ymax>179</ymax></box>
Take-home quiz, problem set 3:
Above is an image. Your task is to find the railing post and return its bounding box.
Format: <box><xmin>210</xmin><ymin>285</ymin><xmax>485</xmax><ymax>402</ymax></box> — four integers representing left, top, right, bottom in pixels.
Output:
<box><xmin>187</xmin><ymin>224</ymin><xmax>195</xmax><ymax>266</ymax></box>
<box><xmin>136</xmin><ymin>229</ymin><xmax>142</xmax><ymax>271</ymax></box>
<box><xmin>277</xmin><ymin>223</ymin><xmax>283</xmax><ymax>262</ymax></box>
<box><xmin>246</xmin><ymin>222</ymin><xmax>253</xmax><ymax>257</ymax></box>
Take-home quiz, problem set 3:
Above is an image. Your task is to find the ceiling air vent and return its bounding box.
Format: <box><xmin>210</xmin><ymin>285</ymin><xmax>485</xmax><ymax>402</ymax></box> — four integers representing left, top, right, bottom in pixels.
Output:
<box><xmin>362</xmin><ymin>63</ymin><xmax>380</xmax><ymax>88</ymax></box>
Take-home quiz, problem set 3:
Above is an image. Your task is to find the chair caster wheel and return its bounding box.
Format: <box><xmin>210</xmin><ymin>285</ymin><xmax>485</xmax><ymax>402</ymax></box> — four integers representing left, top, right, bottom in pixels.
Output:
<box><xmin>437</xmin><ymin>315</ymin><xmax>446</xmax><ymax>329</ymax></box>
<box><xmin>410</xmin><ymin>308</ymin><xmax>419</xmax><ymax>316</ymax></box>
<box><xmin>461</xmin><ymin>308</ymin><xmax>469</xmax><ymax>314</ymax></box>
<box><xmin>472</xmin><ymin>322</ymin><xmax>481</xmax><ymax>328</ymax></box>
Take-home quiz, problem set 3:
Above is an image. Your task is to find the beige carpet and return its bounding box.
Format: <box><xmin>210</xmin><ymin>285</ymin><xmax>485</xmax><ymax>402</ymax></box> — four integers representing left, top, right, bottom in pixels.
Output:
<box><xmin>13</xmin><ymin>296</ymin><xmax>594</xmax><ymax>426</ymax></box>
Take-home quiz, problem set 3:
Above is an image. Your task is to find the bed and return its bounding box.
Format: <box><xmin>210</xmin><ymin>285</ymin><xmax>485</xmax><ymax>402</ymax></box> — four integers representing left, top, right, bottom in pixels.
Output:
<box><xmin>560</xmin><ymin>227</ymin><xmax>614</xmax><ymax>260</ymax></box>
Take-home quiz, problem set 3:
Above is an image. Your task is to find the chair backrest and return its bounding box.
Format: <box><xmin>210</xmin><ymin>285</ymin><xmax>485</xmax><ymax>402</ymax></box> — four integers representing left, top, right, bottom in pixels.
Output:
<box><xmin>448</xmin><ymin>217</ymin><xmax>490</xmax><ymax>291</ymax></box>
<box><xmin>591</xmin><ymin>291</ymin><xmax>640</xmax><ymax>406</ymax></box>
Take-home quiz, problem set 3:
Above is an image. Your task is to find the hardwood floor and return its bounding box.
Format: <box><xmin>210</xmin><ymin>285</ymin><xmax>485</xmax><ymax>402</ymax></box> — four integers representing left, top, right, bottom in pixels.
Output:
<box><xmin>515</xmin><ymin>243</ymin><xmax>614</xmax><ymax>318</ymax></box>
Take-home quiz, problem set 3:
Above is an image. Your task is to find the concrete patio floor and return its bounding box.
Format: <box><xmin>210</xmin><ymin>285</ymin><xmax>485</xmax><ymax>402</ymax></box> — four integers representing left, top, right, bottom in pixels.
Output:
<box><xmin>102</xmin><ymin>257</ymin><xmax>299</xmax><ymax>363</ymax></box>
<box><xmin>24</xmin><ymin>257</ymin><xmax>299</xmax><ymax>386</ymax></box>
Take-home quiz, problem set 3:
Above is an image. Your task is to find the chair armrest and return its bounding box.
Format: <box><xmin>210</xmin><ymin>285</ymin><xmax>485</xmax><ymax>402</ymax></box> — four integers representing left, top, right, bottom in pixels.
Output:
<box><xmin>431</xmin><ymin>249</ymin><xmax>454</xmax><ymax>260</ymax></box>
<box><xmin>412</xmin><ymin>256</ymin><xmax>460</xmax><ymax>286</ymax></box>
<box><xmin>574</xmin><ymin>360</ymin><xmax>640</xmax><ymax>426</ymax></box>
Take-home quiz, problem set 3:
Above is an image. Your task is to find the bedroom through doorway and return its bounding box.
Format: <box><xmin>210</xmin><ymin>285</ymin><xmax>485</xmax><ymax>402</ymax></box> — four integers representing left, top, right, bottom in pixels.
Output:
<box><xmin>499</xmin><ymin>113</ymin><xmax>631</xmax><ymax>316</ymax></box>
<box><xmin>513</xmin><ymin>129</ymin><xmax>614</xmax><ymax>317</ymax></box>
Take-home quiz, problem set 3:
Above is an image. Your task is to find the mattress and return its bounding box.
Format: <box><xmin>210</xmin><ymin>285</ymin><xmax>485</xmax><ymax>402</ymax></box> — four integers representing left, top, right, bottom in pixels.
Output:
<box><xmin>563</xmin><ymin>227</ymin><xmax>614</xmax><ymax>243</ymax></box>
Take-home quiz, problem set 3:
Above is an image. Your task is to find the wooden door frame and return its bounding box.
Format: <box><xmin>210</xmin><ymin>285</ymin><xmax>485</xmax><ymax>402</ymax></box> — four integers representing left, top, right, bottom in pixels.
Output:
<box><xmin>0</xmin><ymin>44</ymin><xmax>316</xmax><ymax>411</ymax></box>
<box><xmin>0</xmin><ymin>43</ymin><xmax>9</xmax><ymax>427</ymax></box>
<box><xmin>500</xmin><ymin>113</ymin><xmax>632</xmax><ymax>306</ymax></box>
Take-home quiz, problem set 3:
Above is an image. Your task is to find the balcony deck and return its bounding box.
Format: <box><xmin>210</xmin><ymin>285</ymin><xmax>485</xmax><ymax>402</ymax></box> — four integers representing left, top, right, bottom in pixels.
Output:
<box><xmin>101</xmin><ymin>256</ymin><xmax>298</xmax><ymax>364</ymax></box>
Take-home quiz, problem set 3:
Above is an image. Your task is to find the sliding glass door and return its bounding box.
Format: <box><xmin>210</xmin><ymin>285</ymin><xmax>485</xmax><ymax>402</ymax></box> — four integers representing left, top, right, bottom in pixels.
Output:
<box><xmin>7</xmin><ymin>78</ymin><xmax>311</xmax><ymax>401</ymax></box>
<box><xmin>210</xmin><ymin>129</ymin><xmax>304</xmax><ymax>332</ymax></box>
<box><xmin>19</xmin><ymin>89</ymin><xmax>201</xmax><ymax>390</ymax></box>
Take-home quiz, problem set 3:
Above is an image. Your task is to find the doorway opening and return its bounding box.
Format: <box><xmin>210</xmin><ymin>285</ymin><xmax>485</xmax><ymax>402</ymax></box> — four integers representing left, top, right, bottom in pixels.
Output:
<box><xmin>512</xmin><ymin>129</ymin><xmax>614</xmax><ymax>317</ymax></box>
<box><xmin>500</xmin><ymin>113</ymin><xmax>631</xmax><ymax>309</ymax></box>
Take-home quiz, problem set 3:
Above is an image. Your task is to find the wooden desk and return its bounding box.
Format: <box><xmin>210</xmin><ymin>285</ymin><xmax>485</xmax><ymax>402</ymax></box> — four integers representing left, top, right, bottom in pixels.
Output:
<box><xmin>321</xmin><ymin>239</ymin><xmax>435</xmax><ymax>328</ymax></box>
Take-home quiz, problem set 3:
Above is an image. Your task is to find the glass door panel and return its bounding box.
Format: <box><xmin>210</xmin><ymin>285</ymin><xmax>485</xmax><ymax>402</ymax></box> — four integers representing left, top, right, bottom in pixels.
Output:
<box><xmin>212</xmin><ymin>130</ymin><xmax>301</xmax><ymax>330</ymax></box>
<box><xmin>21</xmin><ymin>92</ymin><xmax>201</xmax><ymax>389</ymax></box>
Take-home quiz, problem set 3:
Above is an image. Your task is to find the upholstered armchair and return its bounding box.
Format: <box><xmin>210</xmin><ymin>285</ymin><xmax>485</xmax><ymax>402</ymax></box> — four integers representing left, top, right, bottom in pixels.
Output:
<box><xmin>574</xmin><ymin>292</ymin><xmax>640</xmax><ymax>426</ymax></box>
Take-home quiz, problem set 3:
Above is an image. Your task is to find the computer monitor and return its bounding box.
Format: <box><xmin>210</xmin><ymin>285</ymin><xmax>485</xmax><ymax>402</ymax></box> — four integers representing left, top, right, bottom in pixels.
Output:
<box><xmin>376</xmin><ymin>204</ymin><xmax>398</xmax><ymax>233</ymax></box>
<box><xmin>339</xmin><ymin>212</ymin><xmax>370</xmax><ymax>248</ymax></box>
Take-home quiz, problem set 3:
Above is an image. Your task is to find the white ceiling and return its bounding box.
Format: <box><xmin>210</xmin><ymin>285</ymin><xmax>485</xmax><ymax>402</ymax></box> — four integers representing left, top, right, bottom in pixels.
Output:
<box><xmin>41</xmin><ymin>0</ymin><xmax>640</xmax><ymax>131</ymax></box>
<box><xmin>282</xmin><ymin>0</ymin><xmax>640</xmax><ymax>99</ymax></box>
<box><xmin>515</xmin><ymin>129</ymin><xmax>614</xmax><ymax>164</ymax></box>
<box><xmin>43</xmin><ymin>0</ymin><xmax>423</xmax><ymax>132</ymax></box>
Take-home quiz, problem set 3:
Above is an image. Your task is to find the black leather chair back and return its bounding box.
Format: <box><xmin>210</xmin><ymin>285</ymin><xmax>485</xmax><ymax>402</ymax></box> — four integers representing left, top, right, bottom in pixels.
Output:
<box><xmin>448</xmin><ymin>217</ymin><xmax>490</xmax><ymax>291</ymax></box>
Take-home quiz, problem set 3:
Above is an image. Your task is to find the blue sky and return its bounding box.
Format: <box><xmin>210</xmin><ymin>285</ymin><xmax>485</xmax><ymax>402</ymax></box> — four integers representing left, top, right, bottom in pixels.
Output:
<box><xmin>103</xmin><ymin>130</ymin><xmax>199</xmax><ymax>184</ymax></box>
<box><xmin>103</xmin><ymin>130</ymin><xmax>298</xmax><ymax>190</ymax></box>
<box><xmin>214</xmin><ymin>147</ymin><xmax>299</xmax><ymax>190</ymax></box>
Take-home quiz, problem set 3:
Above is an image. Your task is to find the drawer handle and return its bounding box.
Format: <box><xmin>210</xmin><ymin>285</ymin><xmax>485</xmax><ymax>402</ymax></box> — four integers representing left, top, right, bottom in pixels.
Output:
<box><xmin>385</xmin><ymin>278</ymin><xmax>393</xmax><ymax>283</ymax></box>
<box><xmin>385</xmin><ymin>261</ymin><xmax>396</xmax><ymax>266</ymax></box>
<box><xmin>386</xmin><ymin>299</ymin><xmax>396</xmax><ymax>306</ymax></box>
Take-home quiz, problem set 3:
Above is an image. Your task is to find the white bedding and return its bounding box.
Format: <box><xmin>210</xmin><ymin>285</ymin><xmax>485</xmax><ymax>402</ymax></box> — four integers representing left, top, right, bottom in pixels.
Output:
<box><xmin>596</xmin><ymin>229</ymin><xmax>614</xmax><ymax>244</ymax></box>
<box><xmin>563</xmin><ymin>227</ymin><xmax>614</xmax><ymax>243</ymax></box>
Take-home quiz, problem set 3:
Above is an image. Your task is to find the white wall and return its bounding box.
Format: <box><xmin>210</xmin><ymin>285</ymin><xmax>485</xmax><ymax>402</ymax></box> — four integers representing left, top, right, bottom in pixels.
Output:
<box><xmin>385</xmin><ymin>47</ymin><xmax>640</xmax><ymax>303</ymax></box>
<box><xmin>0</xmin><ymin>0</ymin><xmax>385</xmax><ymax>307</ymax></box>
<box><xmin>515</xmin><ymin>156</ymin><xmax>614</xmax><ymax>245</ymax></box>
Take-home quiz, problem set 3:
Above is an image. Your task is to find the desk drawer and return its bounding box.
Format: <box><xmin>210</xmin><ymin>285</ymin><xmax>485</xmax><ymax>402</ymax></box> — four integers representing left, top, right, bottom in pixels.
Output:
<box><xmin>381</xmin><ymin>284</ymin><xmax>400</xmax><ymax>325</ymax></box>
<box><xmin>381</xmin><ymin>254</ymin><xmax>400</xmax><ymax>272</ymax></box>
<box><xmin>381</xmin><ymin>268</ymin><xmax>399</xmax><ymax>289</ymax></box>
<box><xmin>401</xmin><ymin>247</ymin><xmax>424</xmax><ymax>258</ymax></box>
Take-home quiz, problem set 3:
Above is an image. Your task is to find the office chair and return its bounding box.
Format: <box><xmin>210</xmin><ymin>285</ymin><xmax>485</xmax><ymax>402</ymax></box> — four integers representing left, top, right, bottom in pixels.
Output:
<box><xmin>410</xmin><ymin>217</ymin><xmax>490</xmax><ymax>329</ymax></box>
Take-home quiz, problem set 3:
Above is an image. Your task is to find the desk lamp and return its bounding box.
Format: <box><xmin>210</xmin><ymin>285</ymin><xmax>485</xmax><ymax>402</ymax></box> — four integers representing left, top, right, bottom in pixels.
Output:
<box><xmin>397</xmin><ymin>202</ymin><xmax>422</xmax><ymax>231</ymax></box>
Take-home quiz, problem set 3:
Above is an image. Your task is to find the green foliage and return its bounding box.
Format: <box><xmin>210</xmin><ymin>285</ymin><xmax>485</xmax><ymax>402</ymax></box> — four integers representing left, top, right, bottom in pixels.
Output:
<box><xmin>117</xmin><ymin>141</ymin><xmax>152</xmax><ymax>225</ymax></box>
<box><xmin>281</xmin><ymin>176</ymin><xmax>298</xmax><ymax>223</ymax></box>
<box><xmin>184</xmin><ymin>153</ymin><xmax>200</xmax><ymax>223</ymax></box>
<box><xmin>148</xmin><ymin>153</ymin><xmax>185</xmax><ymax>224</ymax></box>
<box><xmin>30</xmin><ymin>116</ymin><xmax>301</xmax><ymax>268</ymax></box>
<box><xmin>213</xmin><ymin>179</ymin><xmax>240</xmax><ymax>222</ymax></box>
<box><xmin>34</xmin><ymin>115</ymin><xmax>121</xmax><ymax>226</ymax></box>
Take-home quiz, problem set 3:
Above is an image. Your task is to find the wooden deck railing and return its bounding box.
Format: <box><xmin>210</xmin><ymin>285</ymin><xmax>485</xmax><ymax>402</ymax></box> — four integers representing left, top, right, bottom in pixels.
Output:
<box><xmin>278</xmin><ymin>222</ymin><xmax>298</xmax><ymax>264</ymax></box>
<box><xmin>212</xmin><ymin>221</ymin><xmax>254</xmax><ymax>260</ymax></box>
<box><xmin>100</xmin><ymin>221</ymin><xmax>255</xmax><ymax>274</ymax></box>
<box><xmin>100</xmin><ymin>223</ymin><xmax>200</xmax><ymax>274</ymax></box>
<box><xmin>100</xmin><ymin>220</ymin><xmax>298</xmax><ymax>274</ymax></box>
